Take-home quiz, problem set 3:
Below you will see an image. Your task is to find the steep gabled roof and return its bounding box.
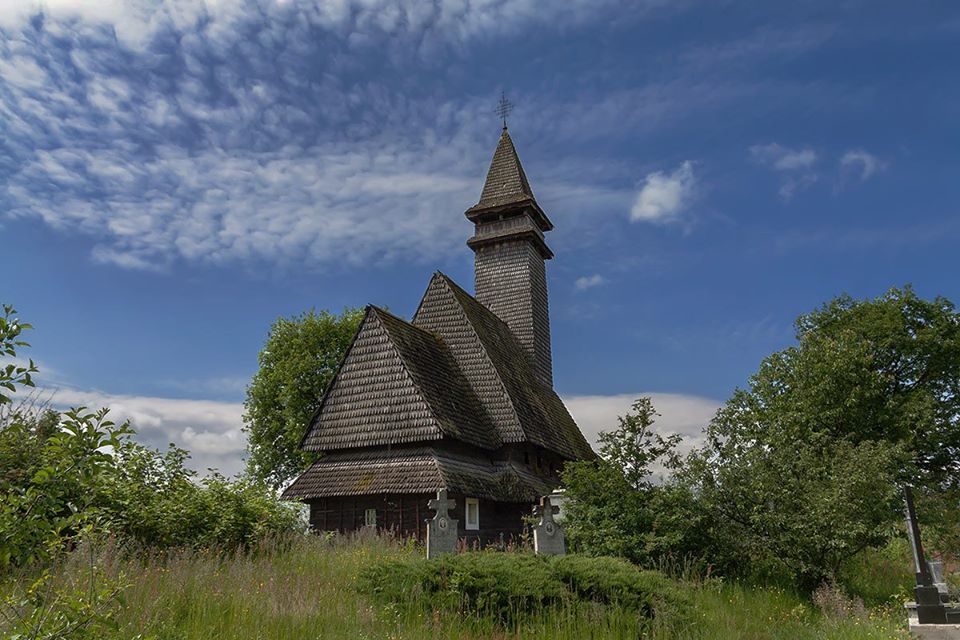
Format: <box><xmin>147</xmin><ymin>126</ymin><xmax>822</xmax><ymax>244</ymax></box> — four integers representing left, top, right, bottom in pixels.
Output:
<box><xmin>374</xmin><ymin>308</ymin><xmax>500</xmax><ymax>450</ymax></box>
<box><xmin>413</xmin><ymin>273</ymin><xmax>595</xmax><ymax>460</ymax></box>
<box><xmin>465</xmin><ymin>128</ymin><xmax>553</xmax><ymax>232</ymax></box>
<box><xmin>283</xmin><ymin>447</ymin><xmax>556</xmax><ymax>502</ymax></box>
<box><xmin>476</xmin><ymin>128</ymin><xmax>534</xmax><ymax>209</ymax></box>
<box><xmin>300</xmin><ymin>306</ymin><xmax>499</xmax><ymax>452</ymax></box>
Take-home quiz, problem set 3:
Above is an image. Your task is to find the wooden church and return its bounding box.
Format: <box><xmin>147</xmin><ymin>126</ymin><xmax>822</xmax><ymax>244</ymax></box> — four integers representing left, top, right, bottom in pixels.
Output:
<box><xmin>282</xmin><ymin>126</ymin><xmax>595</xmax><ymax>544</ymax></box>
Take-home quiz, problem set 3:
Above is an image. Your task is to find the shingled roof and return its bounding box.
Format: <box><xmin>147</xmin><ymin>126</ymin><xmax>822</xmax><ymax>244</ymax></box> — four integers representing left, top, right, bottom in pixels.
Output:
<box><xmin>476</xmin><ymin>128</ymin><xmax>534</xmax><ymax>208</ymax></box>
<box><xmin>300</xmin><ymin>306</ymin><xmax>499</xmax><ymax>452</ymax></box>
<box><xmin>283</xmin><ymin>447</ymin><xmax>557</xmax><ymax>502</ymax></box>
<box><xmin>465</xmin><ymin>128</ymin><xmax>553</xmax><ymax>232</ymax></box>
<box><xmin>299</xmin><ymin>274</ymin><xmax>594</xmax><ymax>462</ymax></box>
<box><xmin>413</xmin><ymin>272</ymin><xmax>595</xmax><ymax>461</ymax></box>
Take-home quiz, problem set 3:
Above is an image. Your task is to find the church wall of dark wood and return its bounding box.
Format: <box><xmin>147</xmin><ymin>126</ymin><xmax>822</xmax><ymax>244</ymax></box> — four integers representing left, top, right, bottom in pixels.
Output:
<box><xmin>308</xmin><ymin>494</ymin><xmax>535</xmax><ymax>546</ymax></box>
<box><xmin>308</xmin><ymin>493</ymin><xmax>429</xmax><ymax>539</ymax></box>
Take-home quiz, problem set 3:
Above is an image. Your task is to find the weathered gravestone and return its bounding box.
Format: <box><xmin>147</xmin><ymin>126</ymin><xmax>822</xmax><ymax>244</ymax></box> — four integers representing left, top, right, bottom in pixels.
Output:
<box><xmin>426</xmin><ymin>489</ymin><xmax>458</xmax><ymax>559</ymax></box>
<box><xmin>929</xmin><ymin>561</ymin><xmax>949</xmax><ymax>598</ymax></box>
<box><xmin>903</xmin><ymin>485</ymin><xmax>960</xmax><ymax>631</ymax></box>
<box><xmin>533</xmin><ymin>496</ymin><xmax>565</xmax><ymax>556</ymax></box>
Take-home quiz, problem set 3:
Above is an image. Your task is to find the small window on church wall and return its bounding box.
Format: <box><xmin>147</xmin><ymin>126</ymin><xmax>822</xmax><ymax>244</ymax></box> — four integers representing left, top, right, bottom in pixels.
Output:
<box><xmin>364</xmin><ymin>508</ymin><xmax>377</xmax><ymax>527</ymax></box>
<box><xmin>465</xmin><ymin>498</ymin><xmax>480</xmax><ymax>530</ymax></box>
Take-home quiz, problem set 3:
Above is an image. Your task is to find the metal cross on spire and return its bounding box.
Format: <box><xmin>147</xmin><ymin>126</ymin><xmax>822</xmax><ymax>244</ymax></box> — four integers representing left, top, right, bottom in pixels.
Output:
<box><xmin>495</xmin><ymin>92</ymin><xmax>514</xmax><ymax>129</ymax></box>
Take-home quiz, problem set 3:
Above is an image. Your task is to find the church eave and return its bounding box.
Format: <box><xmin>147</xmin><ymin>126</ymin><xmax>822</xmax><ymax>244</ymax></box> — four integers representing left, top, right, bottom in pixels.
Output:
<box><xmin>464</xmin><ymin>198</ymin><xmax>554</xmax><ymax>232</ymax></box>
<box><xmin>282</xmin><ymin>446</ymin><xmax>557</xmax><ymax>502</ymax></box>
<box><xmin>466</xmin><ymin>229</ymin><xmax>554</xmax><ymax>260</ymax></box>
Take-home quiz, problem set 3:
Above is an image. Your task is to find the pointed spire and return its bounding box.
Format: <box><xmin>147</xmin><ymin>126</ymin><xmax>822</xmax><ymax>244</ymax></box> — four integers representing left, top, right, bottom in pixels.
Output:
<box><xmin>475</xmin><ymin>127</ymin><xmax>535</xmax><ymax>210</ymax></box>
<box><xmin>465</xmin><ymin>127</ymin><xmax>553</xmax><ymax>233</ymax></box>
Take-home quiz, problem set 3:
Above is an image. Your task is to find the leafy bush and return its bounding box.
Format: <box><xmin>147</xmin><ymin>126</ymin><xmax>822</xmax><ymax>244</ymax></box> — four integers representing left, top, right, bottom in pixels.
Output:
<box><xmin>562</xmin><ymin>399</ymin><xmax>726</xmax><ymax>572</ymax></box>
<box><xmin>550</xmin><ymin>555</ymin><xmax>689</xmax><ymax>617</ymax></box>
<box><xmin>0</xmin><ymin>404</ymin><xmax>303</xmax><ymax>567</ymax></box>
<box><xmin>0</xmin><ymin>407</ymin><xmax>129</xmax><ymax>567</ymax></box>
<box><xmin>357</xmin><ymin>552</ymin><xmax>690</xmax><ymax>626</ymax></box>
<box><xmin>0</xmin><ymin>302</ymin><xmax>304</xmax><ymax>565</ymax></box>
<box><xmin>102</xmin><ymin>440</ymin><xmax>304</xmax><ymax>550</ymax></box>
<box><xmin>1</xmin><ymin>536</ymin><xmax>128</xmax><ymax>640</ymax></box>
<box><xmin>0</xmin><ymin>304</ymin><xmax>36</xmax><ymax>405</ymax></box>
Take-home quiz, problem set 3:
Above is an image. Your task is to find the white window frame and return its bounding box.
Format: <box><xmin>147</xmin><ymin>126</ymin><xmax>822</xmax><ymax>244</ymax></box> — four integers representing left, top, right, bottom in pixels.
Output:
<box><xmin>465</xmin><ymin>498</ymin><xmax>480</xmax><ymax>531</ymax></box>
<box><xmin>364</xmin><ymin>508</ymin><xmax>377</xmax><ymax>528</ymax></box>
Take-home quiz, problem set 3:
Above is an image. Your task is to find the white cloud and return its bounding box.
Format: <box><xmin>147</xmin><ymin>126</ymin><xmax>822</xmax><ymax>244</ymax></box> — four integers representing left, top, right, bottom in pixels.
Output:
<box><xmin>749</xmin><ymin>143</ymin><xmax>818</xmax><ymax>200</ymax></box>
<box><xmin>750</xmin><ymin>143</ymin><xmax>817</xmax><ymax>171</ymax></box>
<box><xmin>0</xmin><ymin>15</ymin><xmax>635</xmax><ymax>272</ymax></box>
<box><xmin>41</xmin><ymin>386</ymin><xmax>246</xmax><ymax>476</ymax></box>
<box><xmin>0</xmin><ymin>0</ymin><xmax>818</xmax><ymax>270</ymax></box>
<box><xmin>777</xmin><ymin>174</ymin><xmax>818</xmax><ymax>200</ymax></box>
<box><xmin>840</xmin><ymin>149</ymin><xmax>886</xmax><ymax>181</ymax></box>
<box><xmin>574</xmin><ymin>274</ymin><xmax>605</xmax><ymax>291</ymax></box>
<box><xmin>630</xmin><ymin>161</ymin><xmax>696</xmax><ymax>223</ymax></box>
<box><xmin>20</xmin><ymin>383</ymin><xmax>721</xmax><ymax>481</ymax></box>
<box><xmin>5</xmin><ymin>136</ymin><xmax>486</xmax><ymax>271</ymax></box>
<box><xmin>0</xmin><ymin>0</ymin><xmax>633</xmax><ymax>50</ymax></box>
<box><xmin>160</xmin><ymin>375</ymin><xmax>250</xmax><ymax>398</ymax></box>
<box><xmin>564</xmin><ymin>391</ymin><xmax>721</xmax><ymax>477</ymax></box>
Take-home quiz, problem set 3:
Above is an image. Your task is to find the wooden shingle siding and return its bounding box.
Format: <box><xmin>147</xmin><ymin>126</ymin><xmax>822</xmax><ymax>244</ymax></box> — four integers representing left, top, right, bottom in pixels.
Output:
<box><xmin>411</xmin><ymin>273</ymin><xmax>593</xmax><ymax>461</ymax></box>
<box><xmin>373</xmin><ymin>309</ymin><xmax>499</xmax><ymax>450</ymax></box>
<box><xmin>413</xmin><ymin>274</ymin><xmax>526</xmax><ymax>443</ymax></box>
<box><xmin>301</xmin><ymin>309</ymin><xmax>440</xmax><ymax>451</ymax></box>
<box><xmin>474</xmin><ymin>239</ymin><xmax>553</xmax><ymax>387</ymax></box>
<box><xmin>474</xmin><ymin>128</ymin><xmax>534</xmax><ymax>208</ymax></box>
<box><xmin>301</xmin><ymin>307</ymin><xmax>497</xmax><ymax>452</ymax></box>
<box><xmin>440</xmin><ymin>275</ymin><xmax>595</xmax><ymax>461</ymax></box>
<box><xmin>283</xmin><ymin>447</ymin><xmax>557</xmax><ymax>502</ymax></box>
<box><xmin>465</xmin><ymin>129</ymin><xmax>551</xmax><ymax>233</ymax></box>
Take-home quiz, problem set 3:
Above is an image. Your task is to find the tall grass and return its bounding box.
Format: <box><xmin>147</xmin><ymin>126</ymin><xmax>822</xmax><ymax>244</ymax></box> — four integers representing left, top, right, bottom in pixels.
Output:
<box><xmin>839</xmin><ymin>538</ymin><xmax>915</xmax><ymax>608</ymax></box>
<box><xmin>3</xmin><ymin>533</ymin><xmax>912</xmax><ymax>640</ymax></box>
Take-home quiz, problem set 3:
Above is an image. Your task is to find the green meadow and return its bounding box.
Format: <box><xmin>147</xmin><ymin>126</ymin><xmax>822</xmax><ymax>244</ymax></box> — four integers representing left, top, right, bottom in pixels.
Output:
<box><xmin>5</xmin><ymin>533</ymin><xmax>916</xmax><ymax>640</ymax></box>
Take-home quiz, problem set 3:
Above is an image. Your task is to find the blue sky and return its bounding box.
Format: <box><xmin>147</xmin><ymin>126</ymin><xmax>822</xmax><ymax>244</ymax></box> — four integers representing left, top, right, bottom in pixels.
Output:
<box><xmin>2</xmin><ymin>1</ymin><xmax>958</xmax><ymax>475</ymax></box>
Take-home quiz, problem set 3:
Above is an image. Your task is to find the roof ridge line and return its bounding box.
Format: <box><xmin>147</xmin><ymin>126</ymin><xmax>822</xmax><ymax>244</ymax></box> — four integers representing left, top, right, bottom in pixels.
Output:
<box><xmin>367</xmin><ymin>309</ymin><xmax>450</xmax><ymax>445</ymax></box>
<box><xmin>370</xmin><ymin>305</ymin><xmax>437</xmax><ymax>339</ymax></box>
<box><xmin>435</xmin><ymin>272</ymin><xmax>517</xmax><ymax>335</ymax></box>
<box><xmin>430</xmin><ymin>274</ymin><xmax>527</xmax><ymax>443</ymax></box>
<box><xmin>372</xmin><ymin>306</ymin><xmax>500</xmax><ymax>451</ymax></box>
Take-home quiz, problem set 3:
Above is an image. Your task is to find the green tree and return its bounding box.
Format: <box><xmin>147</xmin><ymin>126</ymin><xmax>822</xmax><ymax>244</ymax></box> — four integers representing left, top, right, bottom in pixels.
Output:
<box><xmin>684</xmin><ymin>432</ymin><xmax>903</xmax><ymax>588</ymax></box>
<box><xmin>597</xmin><ymin>397</ymin><xmax>680</xmax><ymax>491</ymax></box>
<box><xmin>562</xmin><ymin>398</ymin><xmax>712</xmax><ymax>566</ymax></box>
<box><xmin>685</xmin><ymin>285</ymin><xmax>960</xmax><ymax>588</ymax></box>
<box><xmin>0</xmin><ymin>304</ymin><xmax>37</xmax><ymax>404</ymax></box>
<box><xmin>243</xmin><ymin>307</ymin><xmax>364</xmax><ymax>488</ymax></box>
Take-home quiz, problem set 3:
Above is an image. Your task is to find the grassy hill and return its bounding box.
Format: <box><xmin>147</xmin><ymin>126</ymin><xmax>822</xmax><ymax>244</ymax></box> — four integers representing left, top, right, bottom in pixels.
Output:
<box><xmin>8</xmin><ymin>533</ymin><xmax>915</xmax><ymax>640</ymax></box>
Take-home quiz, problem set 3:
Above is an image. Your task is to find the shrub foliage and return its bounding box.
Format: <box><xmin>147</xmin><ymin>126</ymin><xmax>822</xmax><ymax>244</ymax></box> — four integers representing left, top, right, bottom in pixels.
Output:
<box><xmin>0</xmin><ymin>305</ymin><xmax>303</xmax><ymax>568</ymax></box>
<box><xmin>563</xmin><ymin>287</ymin><xmax>960</xmax><ymax>591</ymax></box>
<box><xmin>357</xmin><ymin>552</ymin><xmax>690</xmax><ymax>626</ymax></box>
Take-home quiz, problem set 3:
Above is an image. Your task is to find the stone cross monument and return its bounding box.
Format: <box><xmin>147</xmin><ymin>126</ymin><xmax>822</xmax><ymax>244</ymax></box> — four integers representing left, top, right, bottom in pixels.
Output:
<box><xmin>533</xmin><ymin>496</ymin><xmax>566</xmax><ymax>556</ymax></box>
<box><xmin>426</xmin><ymin>489</ymin><xmax>458</xmax><ymax>559</ymax></box>
<box><xmin>903</xmin><ymin>485</ymin><xmax>948</xmax><ymax>624</ymax></box>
